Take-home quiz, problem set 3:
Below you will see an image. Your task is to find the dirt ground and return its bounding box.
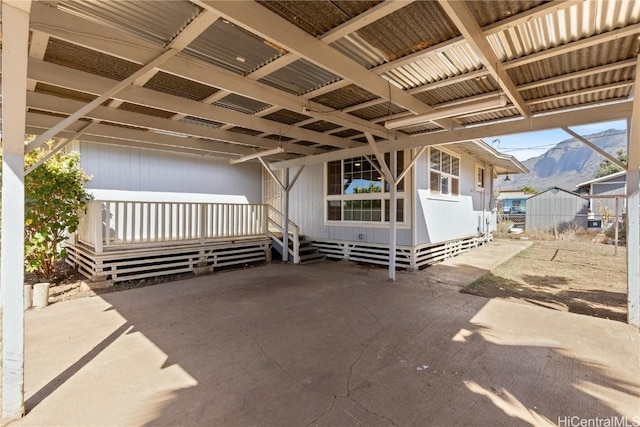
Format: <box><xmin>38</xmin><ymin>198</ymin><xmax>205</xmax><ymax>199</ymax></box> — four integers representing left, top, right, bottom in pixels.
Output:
<box><xmin>462</xmin><ymin>236</ymin><xmax>627</xmax><ymax>322</ymax></box>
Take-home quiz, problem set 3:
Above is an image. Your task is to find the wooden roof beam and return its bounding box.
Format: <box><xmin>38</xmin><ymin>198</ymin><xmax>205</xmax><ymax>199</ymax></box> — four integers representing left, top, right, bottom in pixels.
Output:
<box><xmin>271</xmin><ymin>100</ymin><xmax>633</xmax><ymax>168</ymax></box>
<box><xmin>437</xmin><ymin>0</ymin><xmax>531</xmax><ymax>118</ymax></box>
<box><xmin>193</xmin><ymin>0</ymin><xmax>457</xmax><ymax>129</ymax></box>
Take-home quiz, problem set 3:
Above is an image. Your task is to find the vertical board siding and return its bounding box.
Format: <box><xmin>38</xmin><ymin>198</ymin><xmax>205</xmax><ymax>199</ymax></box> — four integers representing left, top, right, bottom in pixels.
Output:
<box><xmin>286</xmin><ymin>163</ymin><xmax>412</xmax><ymax>245</ymax></box>
<box><xmin>525</xmin><ymin>189</ymin><xmax>589</xmax><ymax>232</ymax></box>
<box><xmin>591</xmin><ymin>176</ymin><xmax>626</xmax><ymax>215</ymax></box>
<box><xmin>79</xmin><ymin>142</ymin><xmax>262</xmax><ymax>203</ymax></box>
<box><xmin>415</xmin><ymin>147</ymin><xmax>493</xmax><ymax>245</ymax></box>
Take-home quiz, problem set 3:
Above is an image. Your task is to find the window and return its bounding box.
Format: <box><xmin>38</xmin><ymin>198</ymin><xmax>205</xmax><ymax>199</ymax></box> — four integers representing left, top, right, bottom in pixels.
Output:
<box><xmin>326</xmin><ymin>153</ymin><xmax>405</xmax><ymax>223</ymax></box>
<box><xmin>429</xmin><ymin>148</ymin><xmax>459</xmax><ymax>196</ymax></box>
<box><xmin>475</xmin><ymin>163</ymin><xmax>485</xmax><ymax>191</ymax></box>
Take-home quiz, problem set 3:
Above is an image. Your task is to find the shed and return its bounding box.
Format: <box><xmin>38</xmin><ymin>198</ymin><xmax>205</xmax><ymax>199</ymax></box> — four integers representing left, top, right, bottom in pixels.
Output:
<box><xmin>576</xmin><ymin>171</ymin><xmax>627</xmax><ymax>217</ymax></box>
<box><xmin>525</xmin><ymin>187</ymin><xmax>589</xmax><ymax>233</ymax></box>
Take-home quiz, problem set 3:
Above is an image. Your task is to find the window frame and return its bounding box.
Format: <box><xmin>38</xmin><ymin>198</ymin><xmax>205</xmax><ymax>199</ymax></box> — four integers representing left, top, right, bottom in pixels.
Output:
<box><xmin>324</xmin><ymin>153</ymin><xmax>409</xmax><ymax>227</ymax></box>
<box><xmin>475</xmin><ymin>163</ymin><xmax>486</xmax><ymax>191</ymax></box>
<box><xmin>428</xmin><ymin>147</ymin><xmax>461</xmax><ymax>198</ymax></box>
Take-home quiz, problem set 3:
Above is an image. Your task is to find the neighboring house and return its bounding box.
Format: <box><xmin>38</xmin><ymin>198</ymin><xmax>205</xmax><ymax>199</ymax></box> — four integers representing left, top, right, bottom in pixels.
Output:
<box><xmin>267</xmin><ymin>139</ymin><xmax>526</xmax><ymax>270</ymax></box>
<box><xmin>576</xmin><ymin>171</ymin><xmax>627</xmax><ymax>218</ymax></box>
<box><xmin>496</xmin><ymin>190</ymin><xmax>528</xmax><ymax>214</ymax></box>
<box><xmin>525</xmin><ymin>187</ymin><xmax>589</xmax><ymax>233</ymax></box>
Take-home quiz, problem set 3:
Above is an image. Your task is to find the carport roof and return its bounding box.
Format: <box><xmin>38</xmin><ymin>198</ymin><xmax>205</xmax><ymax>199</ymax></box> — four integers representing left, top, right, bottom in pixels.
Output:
<box><xmin>5</xmin><ymin>0</ymin><xmax>639</xmax><ymax>169</ymax></box>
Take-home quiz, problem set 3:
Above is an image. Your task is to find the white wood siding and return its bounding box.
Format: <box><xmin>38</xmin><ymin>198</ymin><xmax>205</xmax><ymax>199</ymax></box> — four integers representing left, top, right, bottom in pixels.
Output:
<box><xmin>591</xmin><ymin>177</ymin><xmax>626</xmax><ymax>215</ymax></box>
<box><xmin>286</xmin><ymin>163</ymin><xmax>412</xmax><ymax>245</ymax></box>
<box><xmin>78</xmin><ymin>142</ymin><xmax>262</xmax><ymax>203</ymax></box>
<box><xmin>415</xmin><ymin>147</ymin><xmax>492</xmax><ymax>245</ymax></box>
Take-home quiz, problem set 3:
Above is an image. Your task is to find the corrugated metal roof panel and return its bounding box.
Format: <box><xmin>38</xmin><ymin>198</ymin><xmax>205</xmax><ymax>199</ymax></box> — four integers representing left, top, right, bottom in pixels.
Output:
<box><xmin>456</xmin><ymin>107</ymin><xmax>521</xmax><ymax>126</ymax></box>
<box><xmin>349</xmin><ymin>102</ymin><xmax>407</xmax><ymax>121</ymax></box>
<box><xmin>521</xmin><ymin>68</ymin><xmax>636</xmax><ymax>101</ymax></box>
<box><xmin>488</xmin><ymin>0</ymin><xmax>640</xmax><ymax>61</ymax></box>
<box><xmin>181</xmin><ymin>116</ymin><xmax>224</xmax><ymax>129</ymax></box>
<box><xmin>212</xmin><ymin>93</ymin><xmax>271</xmax><ymax>115</ymax></box>
<box><xmin>262</xmin><ymin>109</ymin><xmax>312</xmax><ymax>125</ymax></box>
<box><xmin>44</xmin><ymin>38</ymin><xmax>141</xmax><ymax>82</ymax></box>
<box><xmin>227</xmin><ymin>127</ymin><xmax>263</xmax><ymax>136</ymax></box>
<box><xmin>330</xmin><ymin>33</ymin><xmax>389</xmax><ymax>69</ymax></box>
<box><xmin>381</xmin><ymin>44</ymin><xmax>483</xmax><ymax>90</ymax></box>
<box><xmin>58</xmin><ymin>0</ymin><xmax>200</xmax><ymax>45</ymax></box>
<box><xmin>530</xmin><ymin>88</ymin><xmax>631</xmax><ymax>113</ymax></box>
<box><xmin>34</xmin><ymin>82</ymin><xmax>97</xmax><ymax>103</ymax></box>
<box><xmin>399</xmin><ymin>122</ymin><xmax>444</xmax><ymax>135</ymax></box>
<box><xmin>301</xmin><ymin>120</ymin><xmax>342</xmax><ymax>133</ymax></box>
<box><xmin>311</xmin><ymin>84</ymin><xmax>379</xmax><ymax>110</ymax></box>
<box><xmin>466</xmin><ymin>0</ymin><xmax>547</xmax><ymax>28</ymax></box>
<box><xmin>508</xmin><ymin>36</ymin><xmax>639</xmax><ymax>85</ymax></box>
<box><xmin>144</xmin><ymin>72</ymin><xmax>218</xmax><ymax>101</ymax></box>
<box><xmin>264</xmin><ymin>134</ymin><xmax>294</xmax><ymax>142</ymax></box>
<box><xmin>117</xmin><ymin>103</ymin><xmax>176</xmax><ymax>119</ymax></box>
<box><xmin>184</xmin><ymin>19</ymin><xmax>286</xmax><ymax>76</ymax></box>
<box><xmin>257</xmin><ymin>1</ymin><xmax>381</xmax><ymax>37</ymax></box>
<box><xmin>415</xmin><ymin>78</ymin><xmax>499</xmax><ymax>105</ymax></box>
<box><xmin>355</xmin><ymin>1</ymin><xmax>459</xmax><ymax>62</ymax></box>
<box><xmin>258</xmin><ymin>59</ymin><xmax>341</xmax><ymax>95</ymax></box>
<box><xmin>332</xmin><ymin>129</ymin><xmax>362</xmax><ymax>138</ymax></box>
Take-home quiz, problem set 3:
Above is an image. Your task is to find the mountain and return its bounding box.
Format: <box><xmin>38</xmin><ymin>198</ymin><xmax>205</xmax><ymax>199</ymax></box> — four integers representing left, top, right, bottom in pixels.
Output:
<box><xmin>500</xmin><ymin>129</ymin><xmax>627</xmax><ymax>192</ymax></box>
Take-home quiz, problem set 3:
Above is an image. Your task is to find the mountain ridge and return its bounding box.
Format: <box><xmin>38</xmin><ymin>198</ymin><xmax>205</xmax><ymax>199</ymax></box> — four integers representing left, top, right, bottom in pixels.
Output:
<box><xmin>499</xmin><ymin>128</ymin><xmax>627</xmax><ymax>192</ymax></box>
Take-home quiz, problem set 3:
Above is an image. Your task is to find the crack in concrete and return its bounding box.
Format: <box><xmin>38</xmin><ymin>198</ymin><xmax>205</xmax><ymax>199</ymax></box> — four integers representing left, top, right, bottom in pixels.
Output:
<box><xmin>341</xmin><ymin>304</ymin><xmax>398</xmax><ymax>426</ymax></box>
<box><xmin>346</xmin><ymin>396</ymin><xmax>398</xmax><ymax>427</ymax></box>
<box><xmin>252</xmin><ymin>307</ymin><xmax>396</xmax><ymax>426</ymax></box>
<box><xmin>251</xmin><ymin>318</ymin><xmax>329</xmax><ymax>396</ymax></box>
<box><xmin>305</xmin><ymin>395</ymin><xmax>337</xmax><ymax>427</ymax></box>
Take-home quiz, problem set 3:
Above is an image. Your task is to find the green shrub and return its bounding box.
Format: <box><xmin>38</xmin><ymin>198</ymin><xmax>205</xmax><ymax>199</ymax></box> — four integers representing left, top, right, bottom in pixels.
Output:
<box><xmin>1</xmin><ymin>147</ymin><xmax>92</xmax><ymax>279</ymax></box>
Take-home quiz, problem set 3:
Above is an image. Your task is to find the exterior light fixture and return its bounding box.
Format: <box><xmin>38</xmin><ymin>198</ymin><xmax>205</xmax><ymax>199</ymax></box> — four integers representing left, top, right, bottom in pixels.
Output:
<box><xmin>384</xmin><ymin>95</ymin><xmax>507</xmax><ymax>130</ymax></box>
<box><xmin>504</xmin><ymin>167</ymin><xmax>511</xmax><ymax>181</ymax></box>
<box><xmin>229</xmin><ymin>147</ymin><xmax>284</xmax><ymax>164</ymax></box>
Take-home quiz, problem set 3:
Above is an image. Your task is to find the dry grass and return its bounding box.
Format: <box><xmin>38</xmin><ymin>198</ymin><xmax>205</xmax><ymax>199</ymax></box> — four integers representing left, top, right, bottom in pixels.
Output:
<box><xmin>463</xmin><ymin>238</ymin><xmax>627</xmax><ymax>322</ymax></box>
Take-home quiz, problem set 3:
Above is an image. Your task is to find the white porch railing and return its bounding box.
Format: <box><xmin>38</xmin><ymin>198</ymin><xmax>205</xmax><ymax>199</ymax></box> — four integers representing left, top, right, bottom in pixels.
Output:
<box><xmin>267</xmin><ymin>205</ymin><xmax>300</xmax><ymax>264</ymax></box>
<box><xmin>77</xmin><ymin>200</ymin><xmax>268</xmax><ymax>253</ymax></box>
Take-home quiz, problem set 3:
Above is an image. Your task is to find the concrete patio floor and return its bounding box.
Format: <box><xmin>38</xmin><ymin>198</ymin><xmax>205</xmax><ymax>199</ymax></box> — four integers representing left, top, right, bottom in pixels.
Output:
<box><xmin>15</xmin><ymin>240</ymin><xmax>640</xmax><ymax>426</ymax></box>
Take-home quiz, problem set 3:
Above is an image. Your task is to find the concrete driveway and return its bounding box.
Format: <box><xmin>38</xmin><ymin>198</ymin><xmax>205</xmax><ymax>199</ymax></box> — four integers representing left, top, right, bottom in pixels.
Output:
<box><xmin>16</xmin><ymin>240</ymin><xmax>640</xmax><ymax>426</ymax></box>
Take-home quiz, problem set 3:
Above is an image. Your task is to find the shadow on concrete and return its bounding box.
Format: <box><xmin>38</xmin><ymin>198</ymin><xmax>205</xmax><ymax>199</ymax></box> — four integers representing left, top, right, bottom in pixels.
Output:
<box><xmin>25</xmin><ymin>323</ymin><xmax>132</xmax><ymax>409</ymax></box>
<box><xmin>464</xmin><ymin>272</ymin><xmax>627</xmax><ymax>322</ymax></box>
<box><xmin>21</xmin><ymin>261</ymin><xmax>639</xmax><ymax>426</ymax></box>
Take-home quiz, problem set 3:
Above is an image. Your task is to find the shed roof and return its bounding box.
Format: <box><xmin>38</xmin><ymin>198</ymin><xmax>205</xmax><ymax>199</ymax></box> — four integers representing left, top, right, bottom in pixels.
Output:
<box><xmin>5</xmin><ymin>0</ymin><xmax>639</xmax><ymax>169</ymax></box>
<box><xmin>527</xmin><ymin>186</ymin><xmax>585</xmax><ymax>200</ymax></box>
<box><xmin>576</xmin><ymin>171</ymin><xmax>627</xmax><ymax>190</ymax></box>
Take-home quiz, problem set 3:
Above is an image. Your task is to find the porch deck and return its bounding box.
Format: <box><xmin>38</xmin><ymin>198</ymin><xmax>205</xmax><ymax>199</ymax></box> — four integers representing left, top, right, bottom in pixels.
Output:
<box><xmin>67</xmin><ymin>200</ymin><xmax>273</xmax><ymax>282</ymax></box>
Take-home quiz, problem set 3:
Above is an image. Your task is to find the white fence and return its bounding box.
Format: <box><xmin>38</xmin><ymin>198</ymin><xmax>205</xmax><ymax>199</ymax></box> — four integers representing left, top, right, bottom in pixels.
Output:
<box><xmin>77</xmin><ymin>200</ymin><xmax>268</xmax><ymax>253</ymax></box>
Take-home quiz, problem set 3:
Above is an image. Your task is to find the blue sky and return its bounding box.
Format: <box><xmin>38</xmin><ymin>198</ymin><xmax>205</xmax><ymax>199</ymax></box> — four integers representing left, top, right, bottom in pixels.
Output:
<box><xmin>489</xmin><ymin>119</ymin><xmax>628</xmax><ymax>161</ymax></box>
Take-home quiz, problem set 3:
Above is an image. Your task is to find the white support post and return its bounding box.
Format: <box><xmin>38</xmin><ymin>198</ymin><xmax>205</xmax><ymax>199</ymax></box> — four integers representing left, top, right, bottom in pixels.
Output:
<box><xmin>627</xmin><ymin>58</ymin><xmax>640</xmax><ymax>327</ymax></box>
<box><xmin>282</xmin><ymin>168</ymin><xmax>290</xmax><ymax>263</ymax></box>
<box><xmin>614</xmin><ymin>197</ymin><xmax>619</xmax><ymax>257</ymax></box>
<box><xmin>1</xmin><ymin>1</ymin><xmax>31</xmax><ymax>421</ymax></box>
<box><xmin>389</xmin><ymin>151</ymin><xmax>398</xmax><ymax>282</ymax></box>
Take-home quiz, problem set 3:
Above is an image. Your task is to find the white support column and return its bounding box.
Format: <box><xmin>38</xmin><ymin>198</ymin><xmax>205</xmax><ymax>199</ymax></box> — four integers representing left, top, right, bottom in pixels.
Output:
<box><xmin>627</xmin><ymin>60</ymin><xmax>640</xmax><ymax>326</ymax></box>
<box><xmin>389</xmin><ymin>151</ymin><xmax>398</xmax><ymax>282</ymax></box>
<box><xmin>1</xmin><ymin>0</ymin><xmax>31</xmax><ymax>421</ymax></box>
<box><xmin>282</xmin><ymin>168</ymin><xmax>290</xmax><ymax>263</ymax></box>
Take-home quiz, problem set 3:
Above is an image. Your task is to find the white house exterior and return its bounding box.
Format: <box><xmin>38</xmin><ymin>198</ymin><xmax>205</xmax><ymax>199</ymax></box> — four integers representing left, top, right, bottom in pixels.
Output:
<box><xmin>268</xmin><ymin>140</ymin><xmax>526</xmax><ymax>269</ymax></box>
<box><xmin>71</xmin><ymin>138</ymin><xmax>525</xmax><ymax>273</ymax></box>
<box><xmin>77</xmin><ymin>141</ymin><xmax>263</xmax><ymax>203</ymax></box>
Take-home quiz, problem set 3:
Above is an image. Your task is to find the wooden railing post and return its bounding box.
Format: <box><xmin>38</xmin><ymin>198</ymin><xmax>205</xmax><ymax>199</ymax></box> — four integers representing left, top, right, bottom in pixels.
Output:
<box><xmin>292</xmin><ymin>224</ymin><xmax>300</xmax><ymax>264</ymax></box>
<box><xmin>199</xmin><ymin>203</ymin><xmax>207</xmax><ymax>244</ymax></box>
<box><xmin>94</xmin><ymin>201</ymin><xmax>103</xmax><ymax>254</ymax></box>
